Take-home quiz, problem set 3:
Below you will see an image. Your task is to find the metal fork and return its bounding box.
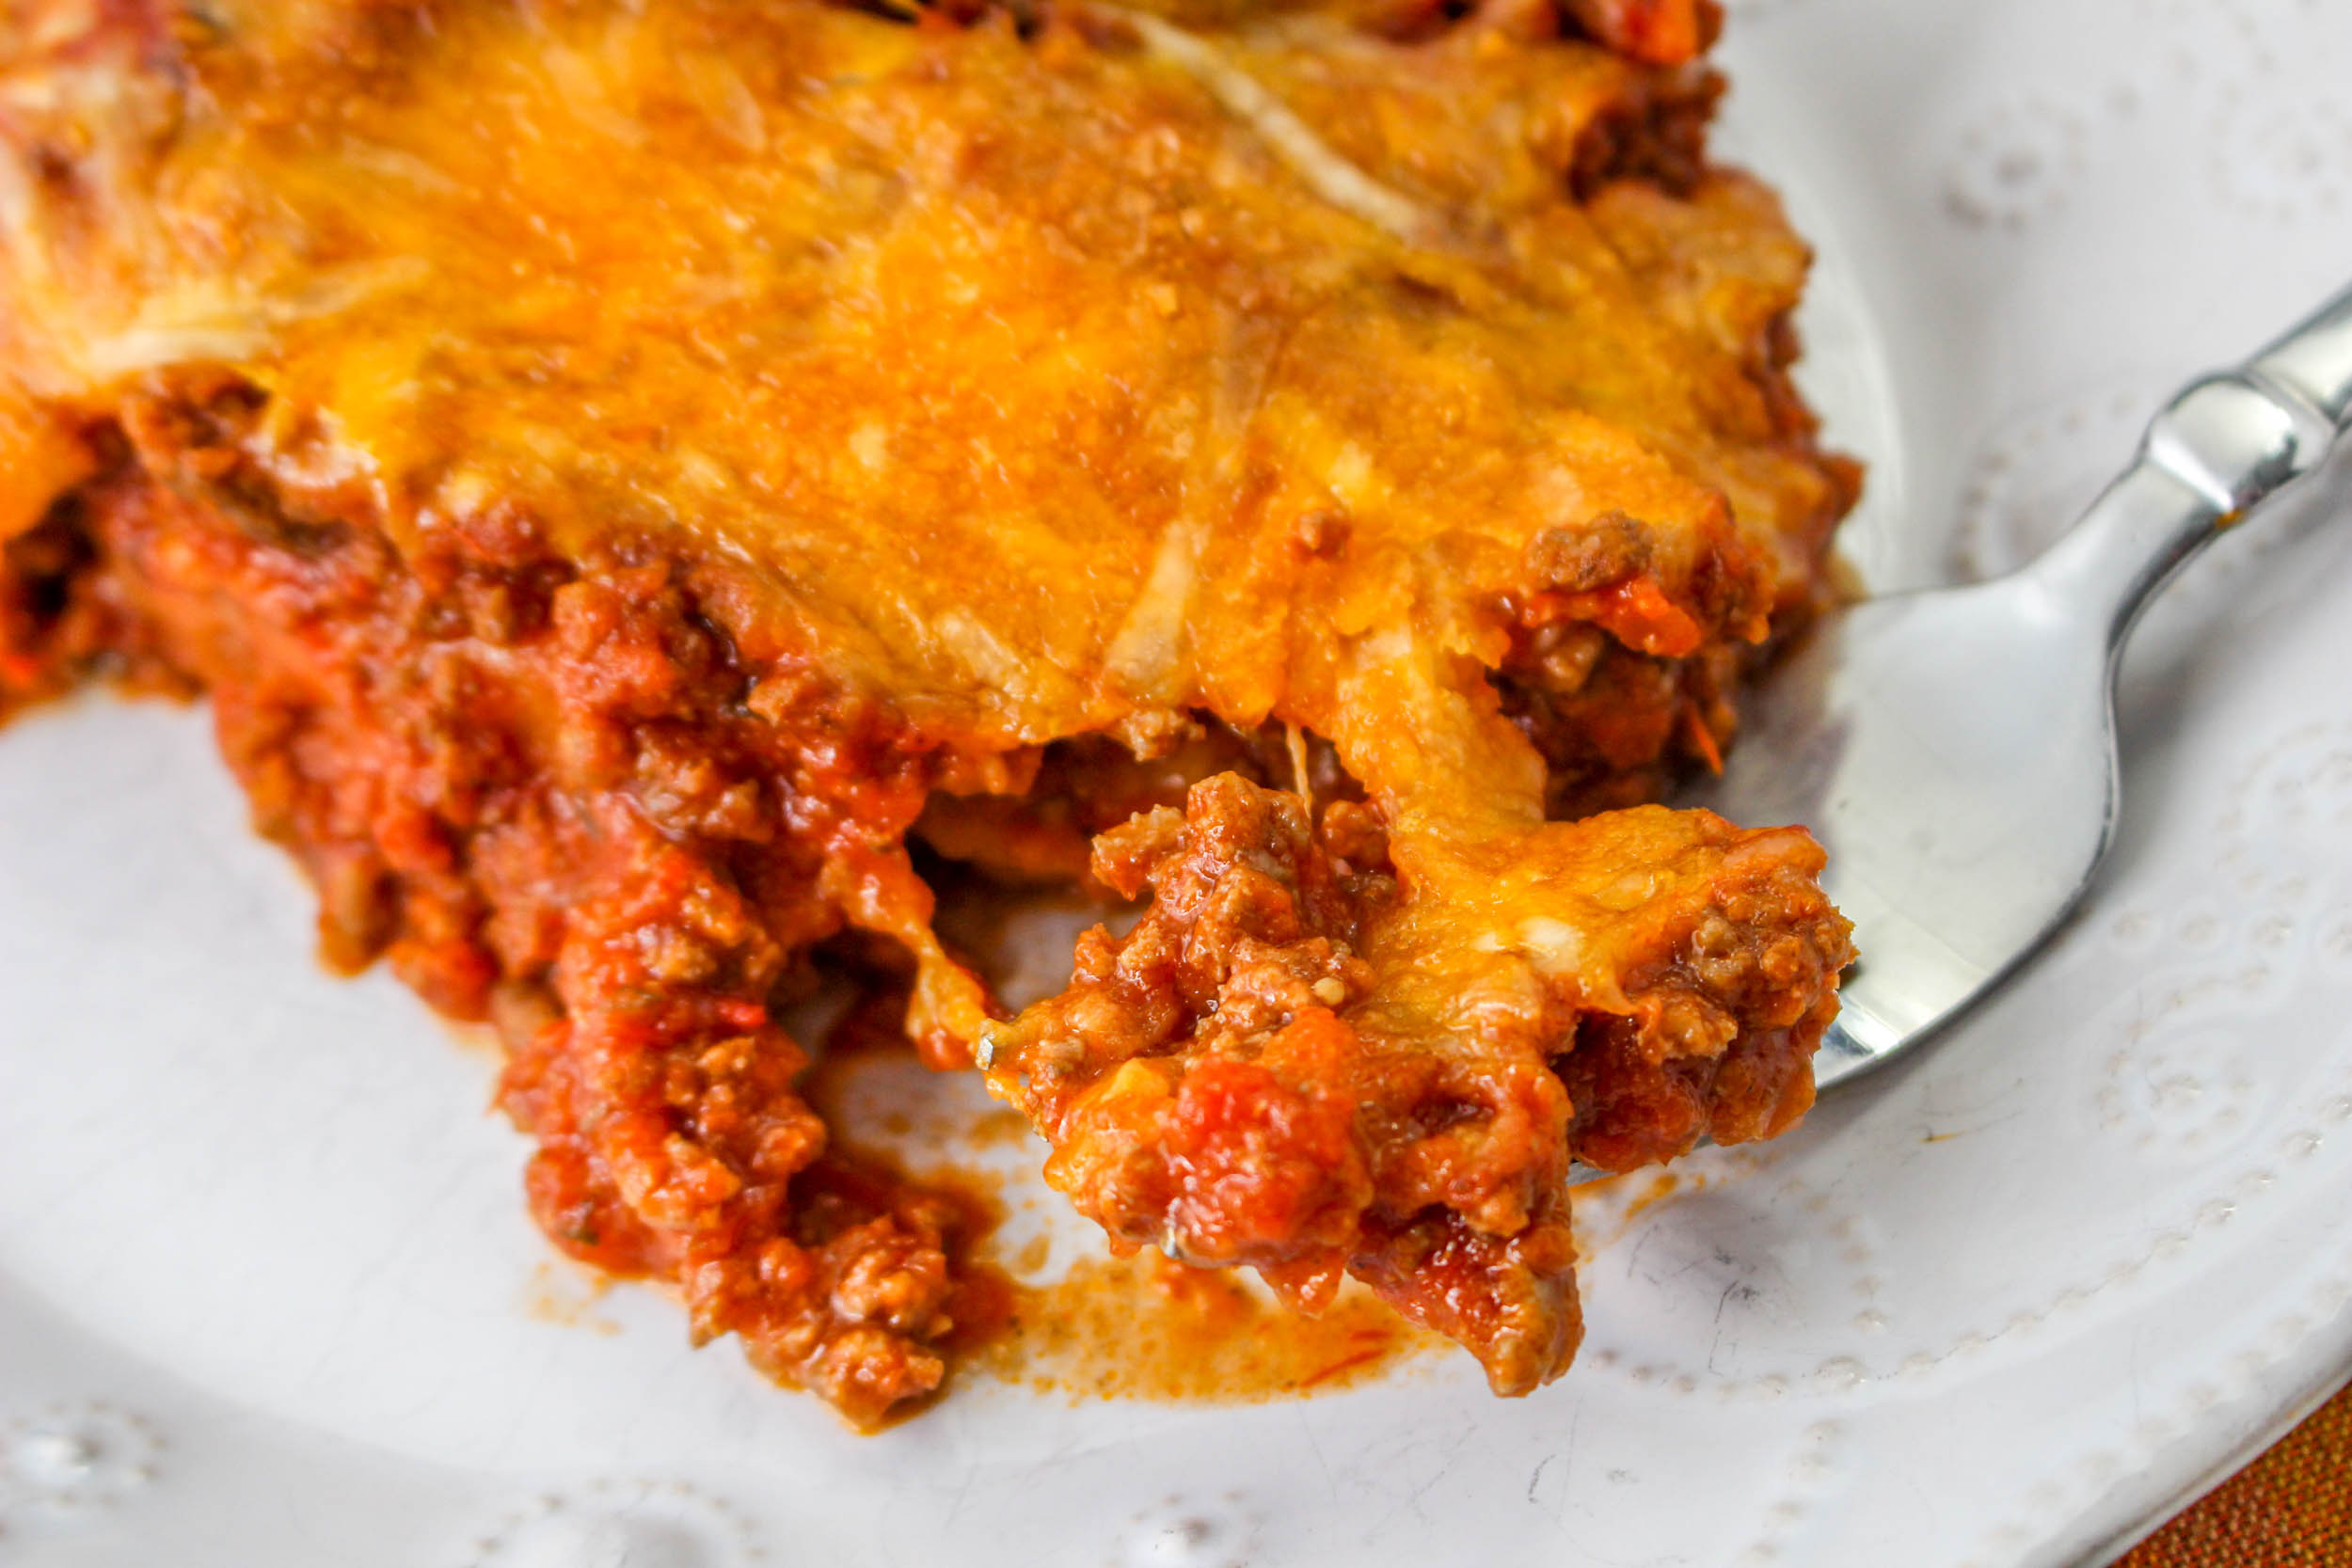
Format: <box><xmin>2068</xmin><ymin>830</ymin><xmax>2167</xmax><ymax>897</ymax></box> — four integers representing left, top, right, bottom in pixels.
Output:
<box><xmin>1687</xmin><ymin>282</ymin><xmax>2352</xmax><ymax>1092</ymax></box>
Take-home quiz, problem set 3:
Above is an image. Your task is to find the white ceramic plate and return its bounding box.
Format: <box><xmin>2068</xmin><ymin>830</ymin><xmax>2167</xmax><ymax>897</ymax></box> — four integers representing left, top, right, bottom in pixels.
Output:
<box><xmin>7</xmin><ymin>1</ymin><xmax>2352</xmax><ymax>1564</ymax></box>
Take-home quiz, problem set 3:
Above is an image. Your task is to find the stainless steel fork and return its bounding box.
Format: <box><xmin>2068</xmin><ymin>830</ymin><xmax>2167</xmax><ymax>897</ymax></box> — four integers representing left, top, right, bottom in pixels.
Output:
<box><xmin>1689</xmin><ymin>282</ymin><xmax>2352</xmax><ymax>1091</ymax></box>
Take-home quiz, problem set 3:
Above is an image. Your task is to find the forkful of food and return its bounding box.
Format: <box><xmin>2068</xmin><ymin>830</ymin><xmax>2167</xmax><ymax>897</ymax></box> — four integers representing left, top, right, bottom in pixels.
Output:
<box><xmin>1687</xmin><ymin>281</ymin><xmax>2352</xmax><ymax>1096</ymax></box>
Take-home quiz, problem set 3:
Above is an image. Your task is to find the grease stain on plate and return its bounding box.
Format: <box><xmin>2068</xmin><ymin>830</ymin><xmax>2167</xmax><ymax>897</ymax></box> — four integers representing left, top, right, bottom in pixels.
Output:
<box><xmin>519</xmin><ymin>1259</ymin><xmax>623</xmax><ymax>1338</ymax></box>
<box><xmin>978</xmin><ymin>1250</ymin><xmax>1438</xmax><ymax>1405</ymax></box>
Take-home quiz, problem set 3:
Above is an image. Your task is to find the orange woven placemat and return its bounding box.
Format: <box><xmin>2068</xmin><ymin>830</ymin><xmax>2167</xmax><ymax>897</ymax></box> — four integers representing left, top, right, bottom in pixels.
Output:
<box><xmin>2119</xmin><ymin>1380</ymin><xmax>2352</xmax><ymax>1566</ymax></box>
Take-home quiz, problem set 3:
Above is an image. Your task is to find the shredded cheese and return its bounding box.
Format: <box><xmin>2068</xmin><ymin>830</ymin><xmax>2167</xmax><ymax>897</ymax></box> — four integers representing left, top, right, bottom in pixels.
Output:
<box><xmin>76</xmin><ymin>259</ymin><xmax>431</xmax><ymax>378</ymax></box>
<box><xmin>1104</xmin><ymin>515</ymin><xmax>1206</xmax><ymax>700</ymax></box>
<box><xmin>1114</xmin><ymin>9</ymin><xmax>1432</xmax><ymax>246</ymax></box>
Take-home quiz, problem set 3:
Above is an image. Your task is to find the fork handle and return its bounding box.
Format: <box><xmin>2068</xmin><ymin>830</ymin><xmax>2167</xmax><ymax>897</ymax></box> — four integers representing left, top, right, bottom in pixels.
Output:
<box><xmin>2023</xmin><ymin>281</ymin><xmax>2352</xmax><ymax>647</ymax></box>
<box><xmin>2254</xmin><ymin>281</ymin><xmax>2352</xmax><ymax>426</ymax></box>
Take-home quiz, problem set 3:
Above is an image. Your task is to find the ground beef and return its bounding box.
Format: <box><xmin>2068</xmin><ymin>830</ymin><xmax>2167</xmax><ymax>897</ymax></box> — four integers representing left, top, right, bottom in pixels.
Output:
<box><xmin>980</xmin><ymin>771</ymin><xmax>1851</xmax><ymax>1394</ymax></box>
<box><xmin>17</xmin><ymin>414</ymin><xmax>998</xmax><ymax>1427</ymax></box>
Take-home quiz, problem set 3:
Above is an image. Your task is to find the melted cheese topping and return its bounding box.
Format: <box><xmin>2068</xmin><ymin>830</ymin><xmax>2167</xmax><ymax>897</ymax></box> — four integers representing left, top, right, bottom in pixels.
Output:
<box><xmin>0</xmin><ymin>0</ymin><xmax>1849</xmax><ymax>1049</ymax></box>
